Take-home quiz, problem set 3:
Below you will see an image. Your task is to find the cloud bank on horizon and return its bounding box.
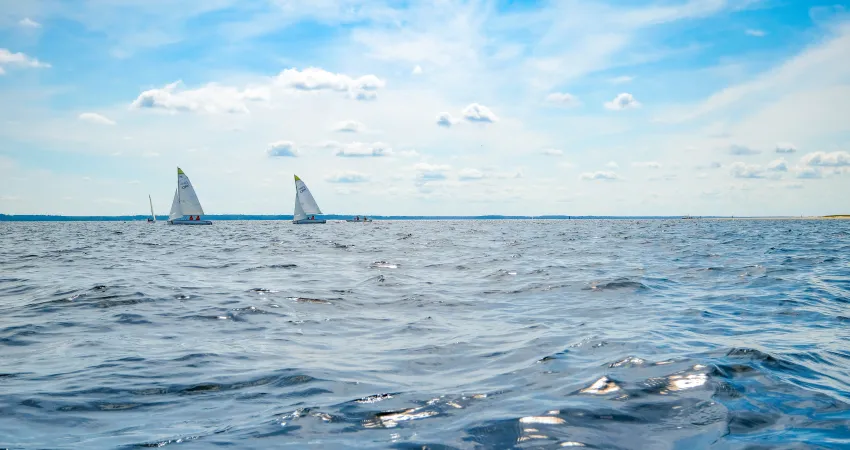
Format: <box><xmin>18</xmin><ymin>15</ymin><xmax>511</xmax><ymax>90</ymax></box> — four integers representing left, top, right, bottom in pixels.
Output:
<box><xmin>1</xmin><ymin>0</ymin><xmax>849</xmax><ymax>216</ymax></box>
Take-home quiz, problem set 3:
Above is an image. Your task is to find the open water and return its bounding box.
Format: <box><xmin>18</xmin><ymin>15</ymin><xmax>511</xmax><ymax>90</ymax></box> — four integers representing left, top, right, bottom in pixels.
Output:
<box><xmin>1</xmin><ymin>219</ymin><xmax>849</xmax><ymax>449</ymax></box>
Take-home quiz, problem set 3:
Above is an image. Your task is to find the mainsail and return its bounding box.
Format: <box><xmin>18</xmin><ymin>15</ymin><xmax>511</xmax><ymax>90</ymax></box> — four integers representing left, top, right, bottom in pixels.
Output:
<box><xmin>293</xmin><ymin>175</ymin><xmax>322</xmax><ymax>221</ymax></box>
<box><xmin>169</xmin><ymin>167</ymin><xmax>205</xmax><ymax>221</ymax></box>
<box><xmin>149</xmin><ymin>194</ymin><xmax>156</xmax><ymax>222</ymax></box>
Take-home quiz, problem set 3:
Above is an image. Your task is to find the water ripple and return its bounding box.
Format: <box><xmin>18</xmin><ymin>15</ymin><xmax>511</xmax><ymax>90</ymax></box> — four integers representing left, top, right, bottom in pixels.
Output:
<box><xmin>1</xmin><ymin>219</ymin><xmax>849</xmax><ymax>448</ymax></box>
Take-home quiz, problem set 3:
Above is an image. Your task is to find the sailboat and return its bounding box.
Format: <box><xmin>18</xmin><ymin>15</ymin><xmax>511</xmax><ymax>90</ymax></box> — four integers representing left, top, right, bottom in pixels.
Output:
<box><xmin>147</xmin><ymin>194</ymin><xmax>156</xmax><ymax>223</ymax></box>
<box><xmin>292</xmin><ymin>175</ymin><xmax>326</xmax><ymax>224</ymax></box>
<box><xmin>167</xmin><ymin>167</ymin><xmax>212</xmax><ymax>225</ymax></box>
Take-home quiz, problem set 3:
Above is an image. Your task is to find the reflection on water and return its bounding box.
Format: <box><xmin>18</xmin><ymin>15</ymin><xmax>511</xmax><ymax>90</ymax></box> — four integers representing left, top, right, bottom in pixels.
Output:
<box><xmin>1</xmin><ymin>219</ymin><xmax>849</xmax><ymax>448</ymax></box>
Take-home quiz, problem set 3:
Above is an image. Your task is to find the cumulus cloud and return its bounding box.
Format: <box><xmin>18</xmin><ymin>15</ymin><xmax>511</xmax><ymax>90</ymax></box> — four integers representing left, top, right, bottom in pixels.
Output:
<box><xmin>730</xmin><ymin>162</ymin><xmax>764</xmax><ymax>178</ymax></box>
<box><xmin>729</xmin><ymin>144</ymin><xmax>761</xmax><ymax>155</ymax></box>
<box><xmin>19</xmin><ymin>18</ymin><xmax>41</xmax><ymax>28</ymax></box>
<box><xmin>334</xmin><ymin>142</ymin><xmax>392</xmax><ymax>157</ymax></box>
<box><xmin>796</xmin><ymin>167</ymin><xmax>822</xmax><ymax>179</ymax></box>
<box><xmin>580</xmin><ymin>171</ymin><xmax>619</xmax><ymax>181</ymax></box>
<box><xmin>78</xmin><ymin>112</ymin><xmax>115</xmax><ymax>125</ymax></box>
<box><xmin>333</xmin><ymin>120</ymin><xmax>364</xmax><ymax>133</ymax></box>
<box><xmin>604</xmin><ymin>93</ymin><xmax>640</xmax><ymax>110</ymax></box>
<box><xmin>131</xmin><ymin>80</ymin><xmax>268</xmax><ymax>114</ymax></box>
<box><xmin>545</xmin><ymin>92</ymin><xmax>581</xmax><ymax>107</ymax></box>
<box><xmin>415</xmin><ymin>163</ymin><xmax>451</xmax><ymax>182</ymax></box>
<box><xmin>697</xmin><ymin>161</ymin><xmax>723</xmax><ymax>170</ymax></box>
<box><xmin>412</xmin><ymin>65</ymin><xmax>423</xmax><ymax>75</ymax></box>
<box><xmin>767</xmin><ymin>158</ymin><xmax>788</xmax><ymax>172</ymax></box>
<box><xmin>0</xmin><ymin>48</ymin><xmax>50</xmax><ymax>70</ymax></box>
<box><xmin>633</xmin><ymin>161</ymin><xmax>662</xmax><ymax>169</ymax></box>
<box><xmin>746</xmin><ymin>29</ymin><xmax>766</xmax><ymax>37</ymax></box>
<box><xmin>436</xmin><ymin>112</ymin><xmax>459</xmax><ymax>128</ymax></box>
<box><xmin>267</xmin><ymin>141</ymin><xmax>299</xmax><ymax>157</ymax></box>
<box><xmin>458</xmin><ymin>168</ymin><xmax>485</xmax><ymax>181</ymax></box>
<box><xmin>462</xmin><ymin>103</ymin><xmax>498</xmax><ymax>123</ymax></box>
<box><xmin>542</xmin><ymin>148</ymin><xmax>563</xmax><ymax>156</ymax></box>
<box><xmin>775</xmin><ymin>142</ymin><xmax>797</xmax><ymax>153</ymax></box>
<box><xmin>275</xmin><ymin>67</ymin><xmax>385</xmax><ymax>101</ymax></box>
<box><xmin>326</xmin><ymin>171</ymin><xmax>369</xmax><ymax>183</ymax></box>
<box><xmin>800</xmin><ymin>151</ymin><xmax>850</xmax><ymax>167</ymax></box>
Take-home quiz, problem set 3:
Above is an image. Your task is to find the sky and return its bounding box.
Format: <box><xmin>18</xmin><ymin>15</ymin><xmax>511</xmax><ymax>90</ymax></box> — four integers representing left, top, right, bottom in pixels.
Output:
<box><xmin>1</xmin><ymin>0</ymin><xmax>850</xmax><ymax>217</ymax></box>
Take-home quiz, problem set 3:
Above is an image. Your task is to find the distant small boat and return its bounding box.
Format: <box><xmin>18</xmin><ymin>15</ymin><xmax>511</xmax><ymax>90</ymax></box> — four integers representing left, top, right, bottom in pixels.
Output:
<box><xmin>147</xmin><ymin>194</ymin><xmax>156</xmax><ymax>223</ymax></box>
<box><xmin>682</xmin><ymin>215</ymin><xmax>695</xmax><ymax>220</ymax></box>
<box><xmin>346</xmin><ymin>216</ymin><xmax>373</xmax><ymax>223</ymax></box>
<box><xmin>293</xmin><ymin>175</ymin><xmax>326</xmax><ymax>224</ymax></box>
<box><xmin>168</xmin><ymin>167</ymin><xmax>212</xmax><ymax>225</ymax></box>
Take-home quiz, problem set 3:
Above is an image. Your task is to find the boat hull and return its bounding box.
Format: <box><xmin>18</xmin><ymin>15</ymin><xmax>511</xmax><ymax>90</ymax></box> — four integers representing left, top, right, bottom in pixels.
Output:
<box><xmin>293</xmin><ymin>218</ymin><xmax>326</xmax><ymax>224</ymax></box>
<box><xmin>168</xmin><ymin>219</ymin><xmax>212</xmax><ymax>225</ymax></box>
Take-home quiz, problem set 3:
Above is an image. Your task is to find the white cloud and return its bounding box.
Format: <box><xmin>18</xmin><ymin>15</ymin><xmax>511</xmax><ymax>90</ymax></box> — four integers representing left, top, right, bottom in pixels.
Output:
<box><xmin>545</xmin><ymin>92</ymin><xmax>581</xmax><ymax>107</ymax></box>
<box><xmin>395</xmin><ymin>149</ymin><xmax>420</xmax><ymax>158</ymax></box>
<box><xmin>131</xmin><ymin>80</ymin><xmax>268</xmax><ymax>114</ymax></box>
<box><xmin>729</xmin><ymin>144</ymin><xmax>760</xmax><ymax>155</ymax></box>
<box><xmin>334</xmin><ymin>142</ymin><xmax>392</xmax><ymax>157</ymax></box>
<box><xmin>415</xmin><ymin>162</ymin><xmax>451</xmax><ymax>182</ymax></box>
<box><xmin>275</xmin><ymin>67</ymin><xmax>385</xmax><ymax>101</ymax></box>
<box><xmin>78</xmin><ymin>112</ymin><xmax>115</xmax><ymax>125</ymax></box>
<box><xmin>333</xmin><ymin>120</ymin><xmax>364</xmax><ymax>133</ymax></box>
<box><xmin>730</xmin><ymin>162</ymin><xmax>764</xmax><ymax>178</ymax></box>
<box><xmin>0</xmin><ymin>48</ymin><xmax>50</xmax><ymax>70</ymax></box>
<box><xmin>458</xmin><ymin>168</ymin><xmax>485</xmax><ymax>181</ymax></box>
<box><xmin>542</xmin><ymin>148</ymin><xmax>563</xmax><ymax>156</ymax></box>
<box><xmin>633</xmin><ymin>161</ymin><xmax>662</xmax><ymax>169</ymax></box>
<box><xmin>661</xmin><ymin>24</ymin><xmax>850</xmax><ymax>124</ymax></box>
<box><xmin>610</xmin><ymin>75</ymin><xmax>634</xmax><ymax>84</ymax></box>
<box><xmin>746</xmin><ymin>29</ymin><xmax>766</xmax><ymax>37</ymax></box>
<box><xmin>19</xmin><ymin>18</ymin><xmax>41</xmax><ymax>28</ymax></box>
<box><xmin>800</xmin><ymin>151</ymin><xmax>850</xmax><ymax>167</ymax></box>
<box><xmin>436</xmin><ymin>112</ymin><xmax>459</xmax><ymax>128</ymax></box>
<box><xmin>142</xmin><ymin>151</ymin><xmax>159</xmax><ymax>158</ymax></box>
<box><xmin>767</xmin><ymin>158</ymin><xmax>788</xmax><ymax>172</ymax></box>
<box><xmin>412</xmin><ymin>65</ymin><xmax>423</xmax><ymax>75</ymax></box>
<box><xmin>796</xmin><ymin>167</ymin><xmax>822</xmax><ymax>179</ymax></box>
<box><xmin>604</xmin><ymin>93</ymin><xmax>640</xmax><ymax>110</ymax></box>
<box><xmin>580</xmin><ymin>171</ymin><xmax>619</xmax><ymax>181</ymax></box>
<box><xmin>267</xmin><ymin>141</ymin><xmax>299</xmax><ymax>157</ymax></box>
<box><xmin>326</xmin><ymin>170</ymin><xmax>370</xmax><ymax>183</ymax></box>
<box><xmin>462</xmin><ymin>103</ymin><xmax>498</xmax><ymax>123</ymax></box>
<box><xmin>606</xmin><ymin>161</ymin><xmax>619</xmax><ymax>168</ymax></box>
<box><xmin>775</xmin><ymin>142</ymin><xmax>797</xmax><ymax>153</ymax></box>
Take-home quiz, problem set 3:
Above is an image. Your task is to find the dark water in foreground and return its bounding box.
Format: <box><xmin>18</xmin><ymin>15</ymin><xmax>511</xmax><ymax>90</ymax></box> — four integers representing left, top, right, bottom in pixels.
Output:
<box><xmin>1</xmin><ymin>220</ymin><xmax>849</xmax><ymax>449</ymax></box>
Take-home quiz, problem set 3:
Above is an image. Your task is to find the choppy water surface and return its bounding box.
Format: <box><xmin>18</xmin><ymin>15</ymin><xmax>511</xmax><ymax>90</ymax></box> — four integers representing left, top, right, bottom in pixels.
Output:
<box><xmin>1</xmin><ymin>220</ymin><xmax>849</xmax><ymax>449</ymax></box>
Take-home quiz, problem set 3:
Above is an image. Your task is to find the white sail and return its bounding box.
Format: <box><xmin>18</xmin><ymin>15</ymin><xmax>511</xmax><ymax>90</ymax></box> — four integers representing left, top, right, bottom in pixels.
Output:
<box><xmin>176</xmin><ymin>167</ymin><xmax>205</xmax><ymax>218</ymax></box>
<box><xmin>168</xmin><ymin>188</ymin><xmax>181</xmax><ymax>221</ymax></box>
<box><xmin>293</xmin><ymin>193</ymin><xmax>307</xmax><ymax>222</ymax></box>
<box><xmin>149</xmin><ymin>194</ymin><xmax>156</xmax><ymax>222</ymax></box>
<box><xmin>293</xmin><ymin>175</ymin><xmax>322</xmax><ymax>221</ymax></box>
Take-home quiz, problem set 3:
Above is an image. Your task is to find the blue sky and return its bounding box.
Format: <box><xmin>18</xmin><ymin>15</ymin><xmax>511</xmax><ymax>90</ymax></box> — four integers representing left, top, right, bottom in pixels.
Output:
<box><xmin>1</xmin><ymin>0</ymin><xmax>850</xmax><ymax>216</ymax></box>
